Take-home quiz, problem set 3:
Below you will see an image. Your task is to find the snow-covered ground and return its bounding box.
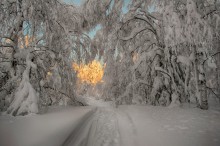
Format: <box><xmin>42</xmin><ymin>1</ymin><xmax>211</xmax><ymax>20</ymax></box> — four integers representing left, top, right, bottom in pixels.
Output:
<box><xmin>117</xmin><ymin>104</ymin><xmax>220</xmax><ymax>146</ymax></box>
<box><xmin>0</xmin><ymin>106</ymin><xmax>96</xmax><ymax>146</ymax></box>
<box><xmin>63</xmin><ymin>107</ymin><xmax>120</xmax><ymax>146</ymax></box>
<box><xmin>0</xmin><ymin>99</ymin><xmax>220</xmax><ymax>146</ymax></box>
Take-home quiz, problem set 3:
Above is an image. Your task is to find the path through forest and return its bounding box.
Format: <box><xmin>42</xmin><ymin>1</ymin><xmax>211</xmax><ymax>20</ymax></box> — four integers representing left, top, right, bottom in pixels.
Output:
<box><xmin>1</xmin><ymin>101</ymin><xmax>220</xmax><ymax>146</ymax></box>
<box><xmin>63</xmin><ymin>104</ymin><xmax>220</xmax><ymax>146</ymax></box>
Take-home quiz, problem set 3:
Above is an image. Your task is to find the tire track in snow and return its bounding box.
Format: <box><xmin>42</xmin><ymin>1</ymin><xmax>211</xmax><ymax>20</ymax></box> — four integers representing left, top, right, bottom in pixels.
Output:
<box><xmin>116</xmin><ymin>109</ymin><xmax>139</xmax><ymax>146</ymax></box>
<box><xmin>62</xmin><ymin>107</ymin><xmax>120</xmax><ymax>146</ymax></box>
<box><xmin>61</xmin><ymin>107</ymin><xmax>98</xmax><ymax>146</ymax></box>
<box><xmin>86</xmin><ymin>108</ymin><xmax>120</xmax><ymax>146</ymax></box>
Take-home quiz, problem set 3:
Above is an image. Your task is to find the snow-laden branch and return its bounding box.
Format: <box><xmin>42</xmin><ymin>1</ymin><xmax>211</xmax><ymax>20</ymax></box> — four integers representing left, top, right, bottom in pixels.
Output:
<box><xmin>135</xmin><ymin>15</ymin><xmax>158</xmax><ymax>35</ymax></box>
<box><xmin>119</xmin><ymin>26</ymin><xmax>147</xmax><ymax>41</ymax></box>
<box><xmin>134</xmin><ymin>15</ymin><xmax>160</xmax><ymax>45</ymax></box>
<box><xmin>203</xmin><ymin>51</ymin><xmax>220</xmax><ymax>65</ymax></box>
<box><xmin>0</xmin><ymin>44</ymin><xmax>14</xmax><ymax>48</ymax></box>
<box><xmin>155</xmin><ymin>67</ymin><xmax>172</xmax><ymax>79</ymax></box>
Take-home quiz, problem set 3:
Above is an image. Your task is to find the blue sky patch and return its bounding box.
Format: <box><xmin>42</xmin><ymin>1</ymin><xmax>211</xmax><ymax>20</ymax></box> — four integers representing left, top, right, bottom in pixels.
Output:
<box><xmin>64</xmin><ymin>0</ymin><xmax>82</xmax><ymax>6</ymax></box>
<box><xmin>88</xmin><ymin>24</ymin><xmax>102</xmax><ymax>39</ymax></box>
<box><xmin>122</xmin><ymin>0</ymin><xmax>130</xmax><ymax>14</ymax></box>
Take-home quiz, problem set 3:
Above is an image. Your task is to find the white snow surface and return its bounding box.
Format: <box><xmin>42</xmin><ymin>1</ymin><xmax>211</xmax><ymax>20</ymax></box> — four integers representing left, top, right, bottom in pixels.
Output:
<box><xmin>0</xmin><ymin>106</ymin><xmax>95</xmax><ymax>146</ymax></box>
<box><xmin>0</xmin><ymin>97</ymin><xmax>220</xmax><ymax>146</ymax></box>
<box><xmin>117</xmin><ymin>104</ymin><xmax>220</xmax><ymax>146</ymax></box>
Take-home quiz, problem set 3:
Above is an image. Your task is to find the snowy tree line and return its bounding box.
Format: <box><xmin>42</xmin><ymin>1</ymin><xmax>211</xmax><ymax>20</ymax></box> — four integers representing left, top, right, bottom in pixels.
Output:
<box><xmin>102</xmin><ymin>0</ymin><xmax>220</xmax><ymax>109</ymax></box>
<box><xmin>0</xmin><ymin>0</ymin><xmax>122</xmax><ymax>115</ymax></box>
<box><xmin>0</xmin><ymin>0</ymin><xmax>219</xmax><ymax>115</ymax></box>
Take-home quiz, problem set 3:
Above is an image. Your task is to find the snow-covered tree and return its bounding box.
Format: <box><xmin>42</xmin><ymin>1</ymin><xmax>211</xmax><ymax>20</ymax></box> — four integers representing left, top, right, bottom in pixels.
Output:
<box><xmin>0</xmin><ymin>0</ymin><xmax>123</xmax><ymax>115</ymax></box>
<box><xmin>102</xmin><ymin>0</ymin><xmax>220</xmax><ymax>109</ymax></box>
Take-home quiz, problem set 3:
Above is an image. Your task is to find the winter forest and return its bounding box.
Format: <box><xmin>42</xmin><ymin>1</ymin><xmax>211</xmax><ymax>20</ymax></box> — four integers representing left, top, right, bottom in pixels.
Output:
<box><xmin>0</xmin><ymin>0</ymin><xmax>220</xmax><ymax>146</ymax></box>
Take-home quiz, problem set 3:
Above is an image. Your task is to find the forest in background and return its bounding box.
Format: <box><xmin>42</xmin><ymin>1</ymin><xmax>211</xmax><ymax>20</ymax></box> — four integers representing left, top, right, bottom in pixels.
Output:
<box><xmin>0</xmin><ymin>0</ymin><xmax>220</xmax><ymax>116</ymax></box>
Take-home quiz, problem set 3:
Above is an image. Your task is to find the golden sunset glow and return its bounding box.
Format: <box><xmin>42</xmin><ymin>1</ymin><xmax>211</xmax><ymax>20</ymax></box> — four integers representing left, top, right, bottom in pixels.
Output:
<box><xmin>5</xmin><ymin>39</ymin><xmax>11</xmax><ymax>43</ymax></box>
<box><xmin>19</xmin><ymin>36</ymin><xmax>33</xmax><ymax>49</ymax></box>
<box><xmin>72</xmin><ymin>60</ymin><xmax>104</xmax><ymax>85</ymax></box>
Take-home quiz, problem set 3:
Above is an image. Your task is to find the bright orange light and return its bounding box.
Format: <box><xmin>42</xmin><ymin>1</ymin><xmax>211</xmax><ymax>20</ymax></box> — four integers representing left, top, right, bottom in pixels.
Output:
<box><xmin>72</xmin><ymin>60</ymin><xmax>104</xmax><ymax>85</ymax></box>
<box><xmin>5</xmin><ymin>39</ymin><xmax>11</xmax><ymax>43</ymax></box>
<box><xmin>19</xmin><ymin>36</ymin><xmax>33</xmax><ymax>49</ymax></box>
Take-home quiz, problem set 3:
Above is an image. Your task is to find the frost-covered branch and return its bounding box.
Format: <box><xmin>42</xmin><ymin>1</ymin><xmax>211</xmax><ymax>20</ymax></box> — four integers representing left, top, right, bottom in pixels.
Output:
<box><xmin>119</xmin><ymin>26</ymin><xmax>148</xmax><ymax>41</ymax></box>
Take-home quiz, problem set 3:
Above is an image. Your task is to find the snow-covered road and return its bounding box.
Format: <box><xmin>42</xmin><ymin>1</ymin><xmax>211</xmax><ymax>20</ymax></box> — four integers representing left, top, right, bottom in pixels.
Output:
<box><xmin>64</xmin><ymin>105</ymin><xmax>220</xmax><ymax>146</ymax></box>
<box><xmin>63</xmin><ymin>107</ymin><xmax>120</xmax><ymax>146</ymax></box>
<box><xmin>1</xmin><ymin>104</ymin><xmax>220</xmax><ymax>146</ymax></box>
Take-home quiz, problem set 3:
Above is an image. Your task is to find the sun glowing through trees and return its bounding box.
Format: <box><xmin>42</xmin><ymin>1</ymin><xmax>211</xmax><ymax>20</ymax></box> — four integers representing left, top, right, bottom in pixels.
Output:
<box><xmin>18</xmin><ymin>36</ymin><xmax>33</xmax><ymax>49</ymax></box>
<box><xmin>72</xmin><ymin>60</ymin><xmax>105</xmax><ymax>85</ymax></box>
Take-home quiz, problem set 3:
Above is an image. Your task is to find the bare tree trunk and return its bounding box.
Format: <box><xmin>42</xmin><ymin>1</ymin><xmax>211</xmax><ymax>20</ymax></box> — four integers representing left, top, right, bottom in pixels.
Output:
<box><xmin>193</xmin><ymin>47</ymin><xmax>200</xmax><ymax>104</ymax></box>
<box><xmin>213</xmin><ymin>31</ymin><xmax>220</xmax><ymax>102</ymax></box>
<box><xmin>9</xmin><ymin>0</ymin><xmax>24</xmax><ymax>78</ymax></box>
<box><xmin>217</xmin><ymin>47</ymin><xmax>220</xmax><ymax>101</ymax></box>
<box><xmin>198</xmin><ymin>64</ymin><xmax>208</xmax><ymax>109</ymax></box>
<box><xmin>193</xmin><ymin>46</ymin><xmax>208</xmax><ymax>109</ymax></box>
